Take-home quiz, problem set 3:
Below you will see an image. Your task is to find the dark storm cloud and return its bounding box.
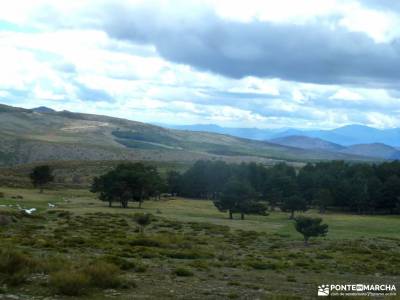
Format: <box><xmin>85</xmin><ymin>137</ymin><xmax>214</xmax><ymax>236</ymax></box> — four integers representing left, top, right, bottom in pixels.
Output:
<box><xmin>94</xmin><ymin>2</ymin><xmax>400</xmax><ymax>87</ymax></box>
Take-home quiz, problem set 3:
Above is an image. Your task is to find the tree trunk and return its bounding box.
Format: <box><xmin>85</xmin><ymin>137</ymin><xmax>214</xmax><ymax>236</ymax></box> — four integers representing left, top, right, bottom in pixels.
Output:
<box><xmin>122</xmin><ymin>200</ymin><xmax>128</xmax><ymax>208</ymax></box>
<box><xmin>290</xmin><ymin>210</ymin><xmax>294</xmax><ymax>219</ymax></box>
<box><xmin>229</xmin><ymin>210</ymin><xmax>233</xmax><ymax>219</ymax></box>
<box><xmin>109</xmin><ymin>201</ymin><xmax>112</xmax><ymax>207</ymax></box>
<box><xmin>241</xmin><ymin>213</ymin><xmax>244</xmax><ymax>220</ymax></box>
<box><xmin>139</xmin><ymin>200</ymin><xmax>142</xmax><ymax>208</ymax></box>
<box><xmin>304</xmin><ymin>237</ymin><xmax>309</xmax><ymax>246</ymax></box>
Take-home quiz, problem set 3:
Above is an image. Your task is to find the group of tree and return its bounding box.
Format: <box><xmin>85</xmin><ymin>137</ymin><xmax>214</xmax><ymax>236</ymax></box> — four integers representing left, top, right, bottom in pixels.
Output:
<box><xmin>29</xmin><ymin>159</ymin><xmax>400</xmax><ymax>217</ymax></box>
<box><xmin>167</xmin><ymin>160</ymin><xmax>400</xmax><ymax>216</ymax></box>
<box><xmin>91</xmin><ymin>163</ymin><xmax>164</xmax><ymax>208</ymax></box>
<box><xmin>28</xmin><ymin>163</ymin><xmax>330</xmax><ymax>245</ymax></box>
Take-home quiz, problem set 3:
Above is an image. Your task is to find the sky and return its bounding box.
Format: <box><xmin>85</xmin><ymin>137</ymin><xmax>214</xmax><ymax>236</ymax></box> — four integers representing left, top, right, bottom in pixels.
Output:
<box><xmin>1</xmin><ymin>0</ymin><xmax>400</xmax><ymax>129</ymax></box>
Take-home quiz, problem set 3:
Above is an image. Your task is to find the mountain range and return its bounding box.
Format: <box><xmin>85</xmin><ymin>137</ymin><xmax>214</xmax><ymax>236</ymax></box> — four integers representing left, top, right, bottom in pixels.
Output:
<box><xmin>164</xmin><ymin>124</ymin><xmax>400</xmax><ymax>147</ymax></box>
<box><xmin>0</xmin><ymin>104</ymin><xmax>380</xmax><ymax>166</ymax></box>
<box><xmin>269</xmin><ymin>136</ymin><xmax>400</xmax><ymax>160</ymax></box>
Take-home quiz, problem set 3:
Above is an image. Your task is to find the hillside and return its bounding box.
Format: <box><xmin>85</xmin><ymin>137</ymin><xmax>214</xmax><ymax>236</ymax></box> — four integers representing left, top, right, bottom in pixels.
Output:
<box><xmin>270</xmin><ymin>135</ymin><xmax>345</xmax><ymax>152</ymax></box>
<box><xmin>269</xmin><ymin>135</ymin><xmax>400</xmax><ymax>160</ymax></box>
<box><xmin>165</xmin><ymin>123</ymin><xmax>400</xmax><ymax>147</ymax></box>
<box><xmin>340</xmin><ymin>143</ymin><xmax>400</xmax><ymax>160</ymax></box>
<box><xmin>0</xmin><ymin>104</ymin><xmax>375</xmax><ymax>166</ymax></box>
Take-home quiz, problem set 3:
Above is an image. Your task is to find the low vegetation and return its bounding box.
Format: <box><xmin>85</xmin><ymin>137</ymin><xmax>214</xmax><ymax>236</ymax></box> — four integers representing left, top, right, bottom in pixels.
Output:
<box><xmin>0</xmin><ymin>186</ymin><xmax>399</xmax><ymax>298</ymax></box>
<box><xmin>0</xmin><ymin>158</ymin><xmax>399</xmax><ymax>298</ymax></box>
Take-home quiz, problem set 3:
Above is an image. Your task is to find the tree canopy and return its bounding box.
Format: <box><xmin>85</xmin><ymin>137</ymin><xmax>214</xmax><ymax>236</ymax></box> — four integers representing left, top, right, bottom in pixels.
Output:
<box><xmin>294</xmin><ymin>216</ymin><xmax>329</xmax><ymax>245</ymax></box>
<box><xmin>214</xmin><ymin>178</ymin><xmax>267</xmax><ymax>219</ymax></box>
<box><xmin>29</xmin><ymin>165</ymin><xmax>54</xmax><ymax>193</ymax></box>
<box><xmin>167</xmin><ymin>160</ymin><xmax>400</xmax><ymax>216</ymax></box>
<box><xmin>91</xmin><ymin>163</ymin><xmax>163</xmax><ymax>208</ymax></box>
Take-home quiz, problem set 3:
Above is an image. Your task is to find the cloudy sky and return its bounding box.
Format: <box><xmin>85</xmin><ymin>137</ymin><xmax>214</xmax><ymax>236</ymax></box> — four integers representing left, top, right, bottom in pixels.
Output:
<box><xmin>1</xmin><ymin>0</ymin><xmax>400</xmax><ymax>129</ymax></box>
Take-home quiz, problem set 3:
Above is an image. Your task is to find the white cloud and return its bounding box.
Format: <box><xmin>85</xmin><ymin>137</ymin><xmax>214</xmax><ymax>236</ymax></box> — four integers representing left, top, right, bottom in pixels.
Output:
<box><xmin>330</xmin><ymin>89</ymin><xmax>364</xmax><ymax>101</ymax></box>
<box><xmin>1</xmin><ymin>0</ymin><xmax>400</xmax><ymax>129</ymax></box>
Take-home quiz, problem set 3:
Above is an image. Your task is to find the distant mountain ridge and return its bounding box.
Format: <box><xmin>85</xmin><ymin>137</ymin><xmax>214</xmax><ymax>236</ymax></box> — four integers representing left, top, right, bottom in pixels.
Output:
<box><xmin>164</xmin><ymin>123</ymin><xmax>400</xmax><ymax>147</ymax></box>
<box><xmin>341</xmin><ymin>143</ymin><xmax>400</xmax><ymax>160</ymax></box>
<box><xmin>270</xmin><ymin>136</ymin><xmax>345</xmax><ymax>152</ymax></box>
<box><xmin>0</xmin><ymin>103</ymin><xmax>374</xmax><ymax>166</ymax></box>
<box><xmin>270</xmin><ymin>136</ymin><xmax>400</xmax><ymax>160</ymax></box>
<box><xmin>32</xmin><ymin>106</ymin><xmax>56</xmax><ymax>113</ymax></box>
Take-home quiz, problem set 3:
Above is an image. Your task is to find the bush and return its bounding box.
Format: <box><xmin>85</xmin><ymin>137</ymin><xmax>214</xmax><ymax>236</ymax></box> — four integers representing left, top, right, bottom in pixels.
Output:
<box><xmin>0</xmin><ymin>192</ymin><xmax>4</xmax><ymax>198</ymax></box>
<box><xmin>0</xmin><ymin>249</ymin><xmax>35</xmax><ymax>275</ymax></box>
<box><xmin>38</xmin><ymin>256</ymin><xmax>68</xmax><ymax>273</ymax></box>
<box><xmin>134</xmin><ymin>263</ymin><xmax>148</xmax><ymax>273</ymax></box>
<box><xmin>0</xmin><ymin>214</ymin><xmax>12</xmax><ymax>226</ymax></box>
<box><xmin>129</xmin><ymin>238</ymin><xmax>162</xmax><ymax>248</ymax></box>
<box><xmin>101</xmin><ymin>255</ymin><xmax>136</xmax><ymax>270</ymax></box>
<box><xmin>5</xmin><ymin>272</ymin><xmax>30</xmax><ymax>286</ymax></box>
<box><xmin>50</xmin><ymin>270</ymin><xmax>90</xmax><ymax>296</ymax></box>
<box><xmin>166</xmin><ymin>249</ymin><xmax>213</xmax><ymax>259</ymax></box>
<box><xmin>133</xmin><ymin>213</ymin><xmax>153</xmax><ymax>234</ymax></box>
<box><xmin>84</xmin><ymin>262</ymin><xmax>121</xmax><ymax>288</ymax></box>
<box><xmin>246</xmin><ymin>260</ymin><xmax>277</xmax><ymax>270</ymax></box>
<box><xmin>174</xmin><ymin>267</ymin><xmax>193</xmax><ymax>277</ymax></box>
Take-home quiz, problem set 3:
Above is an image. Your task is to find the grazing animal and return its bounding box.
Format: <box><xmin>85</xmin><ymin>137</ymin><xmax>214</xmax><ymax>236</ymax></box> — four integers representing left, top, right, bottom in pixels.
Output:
<box><xmin>48</xmin><ymin>203</ymin><xmax>56</xmax><ymax>208</ymax></box>
<box><xmin>23</xmin><ymin>208</ymin><xmax>37</xmax><ymax>215</ymax></box>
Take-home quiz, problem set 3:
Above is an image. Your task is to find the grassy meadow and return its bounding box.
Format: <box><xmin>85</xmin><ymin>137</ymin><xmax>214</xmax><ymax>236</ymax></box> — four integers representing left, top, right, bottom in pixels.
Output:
<box><xmin>0</xmin><ymin>187</ymin><xmax>400</xmax><ymax>299</ymax></box>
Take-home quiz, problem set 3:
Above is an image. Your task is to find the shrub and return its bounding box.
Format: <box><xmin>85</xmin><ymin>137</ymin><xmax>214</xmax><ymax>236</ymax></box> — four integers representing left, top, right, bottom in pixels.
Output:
<box><xmin>134</xmin><ymin>263</ymin><xmax>148</xmax><ymax>273</ymax></box>
<box><xmin>166</xmin><ymin>249</ymin><xmax>213</xmax><ymax>259</ymax></box>
<box><xmin>286</xmin><ymin>275</ymin><xmax>297</xmax><ymax>282</ymax></box>
<box><xmin>38</xmin><ymin>256</ymin><xmax>68</xmax><ymax>273</ymax></box>
<box><xmin>101</xmin><ymin>255</ymin><xmax>136</xmax><ymax>270</ymax></box>
<box><xmin>129</xmin><ymin>238</ymin><xmax>162</xmax><ymax>248</ymax></box>
<box><xmin>189</xmin><ymin>260</ymin><xmax>210</xmax><ymax>270</ymax></box>
<box><xmin>133</xmin><ymin>213</ymin><xmax>153</xmax><ymax>234</ymax></box>
<box><xmin>0</xmin><ymin>249</ymin><xmax>35</xmax><ymax>275</ymax></box>
<box><xmin>246</xmin><ymin>260</ymin><xmax>277</xmax><ymax>270</ymax></box>
<box><xmin>5</xmin><ymin>272</ymin><xmax>28</xmax><ymax>286</ymax></box>
<box><xmin>174</xmin><ymin>267</ymin><xmax>193</xmax><ymax>277</ymax></box>
<box><xmin>0</xmin><ymin>192</ymin><xmax>4</xmax><ymax>198</ymax></box>
<box><xmin>0</xmin><ymin>215</ymin><xmax>12</xmax><ymax>226</ymax></box>
<box><xmin>84</xmin><ymin>262</ymin><xmax>122</xmax><ymax>288</ymax></box>
<box><xmin>50</xmin><ymin>270</ymin><xmax>90</xmax><ymax>296</ymax></box>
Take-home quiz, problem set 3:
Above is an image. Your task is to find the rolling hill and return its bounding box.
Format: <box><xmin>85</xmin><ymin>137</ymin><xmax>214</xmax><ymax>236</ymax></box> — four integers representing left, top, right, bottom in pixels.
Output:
<box><xmin>270</xmin><ymin>136</ymin><xmax>345</xmax><ymax>152</ymax></box>
<box><xmin>269</xmin><ymin>135</ymin><xmax>400</xmax><ymax>160</ymax></box>
<box><xmin>340</xmin><ymin>143</ymin><xmax>400</xmax><ymax>160</ymax></box>
<box><xmin>165</xmin><ymin>123</ymin><xmax>400</xmax><ymax>147</ymax></box>
<box><xmin>0</xmin><ymin>104</ymin><xmax>374</xmax><ymax>166</ymax></box>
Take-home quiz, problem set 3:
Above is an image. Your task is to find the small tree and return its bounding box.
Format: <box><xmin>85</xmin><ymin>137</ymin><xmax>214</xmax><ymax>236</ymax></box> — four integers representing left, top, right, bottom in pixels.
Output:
<box><xmin>294</xmin><ymin>216</ymin><xmax>328</xmax><ymax>246</ymax></box>
<box><xmin>281</xmin><ymin>195</ymin><xmax>308</xmax><ymax>219</ymax></box>
<box><xmin>134</xmin><ymin>213</ymin><xmax>152</xmax><ymax>234</ymax></box>
<box><xmin>30</xmin><ymin>165</ymin><xmax>54</xmax><ymax>193</ymax></box>
<box><xmin>214</xmin><ymin>179</ymin><xmax>267</xmax><ymax>220</ymax></box>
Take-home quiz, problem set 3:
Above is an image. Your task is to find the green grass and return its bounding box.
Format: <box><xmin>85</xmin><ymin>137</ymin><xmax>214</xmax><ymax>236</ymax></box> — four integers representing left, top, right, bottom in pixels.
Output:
<box><xmin>0</xmin><ymin>187</ymin><xmax>399</xmax><ymax>240</ymax></box>
<box><xmin>0</xmin><ymin>187</ymin><xmax>399</xmax><ymax>299</ymax></box>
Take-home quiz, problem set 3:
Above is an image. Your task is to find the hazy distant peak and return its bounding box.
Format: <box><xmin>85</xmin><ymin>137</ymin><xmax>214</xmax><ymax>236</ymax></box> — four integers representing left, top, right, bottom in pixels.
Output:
<box><xmin>32</xmin><ymin>106</ymin><xmax>56</xmax><ymax>113</ymax></box>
